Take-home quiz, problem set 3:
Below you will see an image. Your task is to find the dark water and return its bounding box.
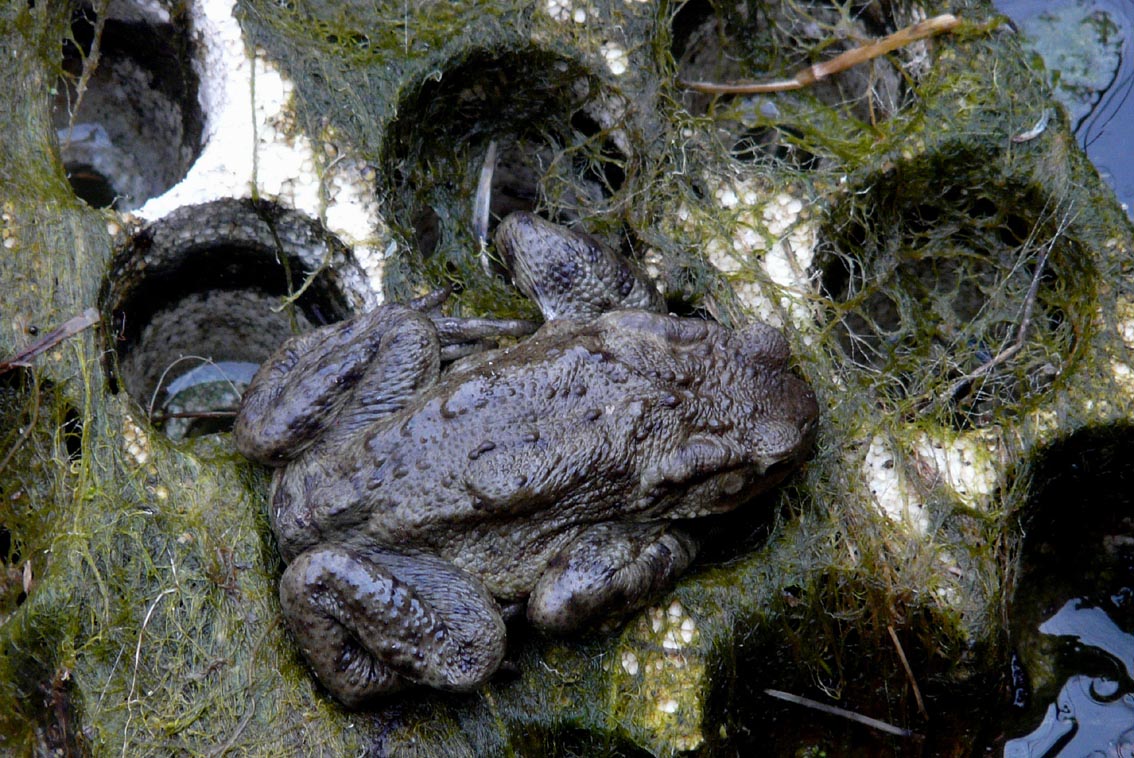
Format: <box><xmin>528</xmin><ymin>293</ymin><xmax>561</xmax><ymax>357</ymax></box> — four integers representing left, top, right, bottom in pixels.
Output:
<box><xmin>995</xmin><ymin>0</ymin><xmax>1134</xmax><ymax>217</ymax></box>
<box><xmin>991</xmin><ymin>427</ymin><xmax>1134</xmax><ymax>757</ymax></box>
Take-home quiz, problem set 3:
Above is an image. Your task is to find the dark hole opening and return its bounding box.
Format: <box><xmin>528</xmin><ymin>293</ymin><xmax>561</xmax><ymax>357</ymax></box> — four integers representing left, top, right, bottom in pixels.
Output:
<box><xmin>0</xmin><ymin>525</ymin><xmax>13</xmax><ymax>565</ymax></box>
<box><xmin>56</xmin><ymin>3</ymin><xmax>202</xmax><ymax>210</ymax></box>
<box><xmin>106</xmin><ymin>204</ymin><xmax>357</xmax><ymax>440</ymax></box>
<box><xmin>62</xmin><ymin>406</ymin><xmax>82</xmax><ymax>461</ymax></box>
<box><xmin>65</xmin><ymin>163</ymin><xmax>119</xmax><ymax>209</ymax></box>
<box><xmin>570</xmin><ymin>111</ymin><xmax>627</xmax><ymax>196</ymax></box>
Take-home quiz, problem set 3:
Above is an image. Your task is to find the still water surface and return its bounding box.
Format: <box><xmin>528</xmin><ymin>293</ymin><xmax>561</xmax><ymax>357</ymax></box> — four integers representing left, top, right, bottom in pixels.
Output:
<box><xmin>994</xmin><ymin>0</ymin><xmax>1133</xmax><ymax>216</ymax></box>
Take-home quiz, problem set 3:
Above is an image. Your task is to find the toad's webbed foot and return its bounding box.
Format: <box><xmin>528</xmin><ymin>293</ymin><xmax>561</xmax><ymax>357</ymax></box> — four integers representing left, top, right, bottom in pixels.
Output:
<box><xmin>234</xmin><ymin>305</ymin><xmax>443</xmax><ymax>463</ymax></box>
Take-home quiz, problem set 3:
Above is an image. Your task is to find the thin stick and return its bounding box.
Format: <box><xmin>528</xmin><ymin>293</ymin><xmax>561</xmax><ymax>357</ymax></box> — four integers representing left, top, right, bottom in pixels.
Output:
<box><xmin>764</xmin><ymin>688</ymin><xmax>914</xmax><ymax>738</ymax></box>
<box><xmin>888</xmin><ymin>625</ymin><xmax>928</xmax><ymax>719</ymax></box>
<box><xmin>0</xmin><ymin>308</ymin><xmax>100</xmax><ymax>375</ymax></box>
<box><xmin>682</xmin><ymin>14</ymin><xmax>960</xmax><ymax>94</ymax></box>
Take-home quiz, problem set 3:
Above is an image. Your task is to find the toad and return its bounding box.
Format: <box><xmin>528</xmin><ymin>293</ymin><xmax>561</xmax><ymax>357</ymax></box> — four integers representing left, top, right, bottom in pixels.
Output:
<box><xmin>235</xmin><ymin>211</ymin><xmax>818</xmax><ymax>706</ymax></box>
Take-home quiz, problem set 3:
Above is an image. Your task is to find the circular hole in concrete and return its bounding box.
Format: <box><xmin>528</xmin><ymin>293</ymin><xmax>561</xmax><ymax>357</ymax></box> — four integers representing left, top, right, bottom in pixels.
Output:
<box><xmin>104</xmin><ymin>199</ymin><xmax>365</xmax><ymax>441</ymax></box>
<box><xmin>818</xmin><ymin>157</ymin><xmax>1092</xmax><ymax>428</ymax></box>
<box><xmin>54</xmin><ymin>3</ymin><xmax>202</xmax><ymax>210</ymax></box>
<box><xmin>671</xmin><ymin>0</ymin><xmax>911</xmax><ymax>167</ymax></box>
<box><xmin>63</xmin><ymin>162</ymin><xmax>119</xmax><ymax>209</ymax></box>
<box><xmin>381</xmin><ymin>46</ymin><xmax>637</xmax><ymax>302</ymax></box>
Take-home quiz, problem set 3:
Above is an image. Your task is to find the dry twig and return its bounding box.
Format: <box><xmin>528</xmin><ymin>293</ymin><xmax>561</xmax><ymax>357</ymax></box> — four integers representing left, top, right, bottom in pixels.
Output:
<box><xmin>682</xmin><ymin>14</ymin><xmax>960</xmax><ymax>95</ymax></box>
<box><xmin>147</xmin><ymin>410</ymin><xmax>239</xmax><ymax>423</ymax></box>
<box><xmin>0</xmin><ymin>308</ymin><xmax>100</xmax><ymax>375</ymax></box>
<box><xmin>63</xmin><ymin>0</ymin><xmax>111</xmax><ymax>140</ymax></box>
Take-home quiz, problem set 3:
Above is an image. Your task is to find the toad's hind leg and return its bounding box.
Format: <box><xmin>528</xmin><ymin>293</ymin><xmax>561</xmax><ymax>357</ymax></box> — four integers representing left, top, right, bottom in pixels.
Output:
<box><xmin>235</xmin><ymin>304</ymin><xmax>441</xmax><ymax>464</ymax></box>
<box><xmin>527</xmin><ymin>522</ymin><xmax>699</xmax><ymax>634</ymax></box>
<box><xmin>279</xmin><ymin>543</ymin><xmax>506</xmax><ymax>707</ymax></box>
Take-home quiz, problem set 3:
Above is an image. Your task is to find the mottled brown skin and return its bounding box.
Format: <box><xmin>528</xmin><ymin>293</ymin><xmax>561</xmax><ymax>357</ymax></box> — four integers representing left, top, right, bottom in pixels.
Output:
<box><xmin>234</xmin><ymin>212</ymin><xmax>818</xmax><ymax>706</ymax></box>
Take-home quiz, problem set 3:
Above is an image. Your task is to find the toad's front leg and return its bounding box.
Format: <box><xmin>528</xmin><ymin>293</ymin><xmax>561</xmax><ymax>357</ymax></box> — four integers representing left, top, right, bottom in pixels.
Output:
<box><xmin>280</xmin><ymin>542</ymin><xmax>507</xmax><ymax>707</ymax></box>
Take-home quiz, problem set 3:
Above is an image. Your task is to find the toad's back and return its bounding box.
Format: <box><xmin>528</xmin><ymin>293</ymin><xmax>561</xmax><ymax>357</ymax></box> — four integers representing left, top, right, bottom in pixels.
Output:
<box><xmin>315</xmin><ymin>321</ymin><xmax>659</xmax><ymax>528</ymax></box>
